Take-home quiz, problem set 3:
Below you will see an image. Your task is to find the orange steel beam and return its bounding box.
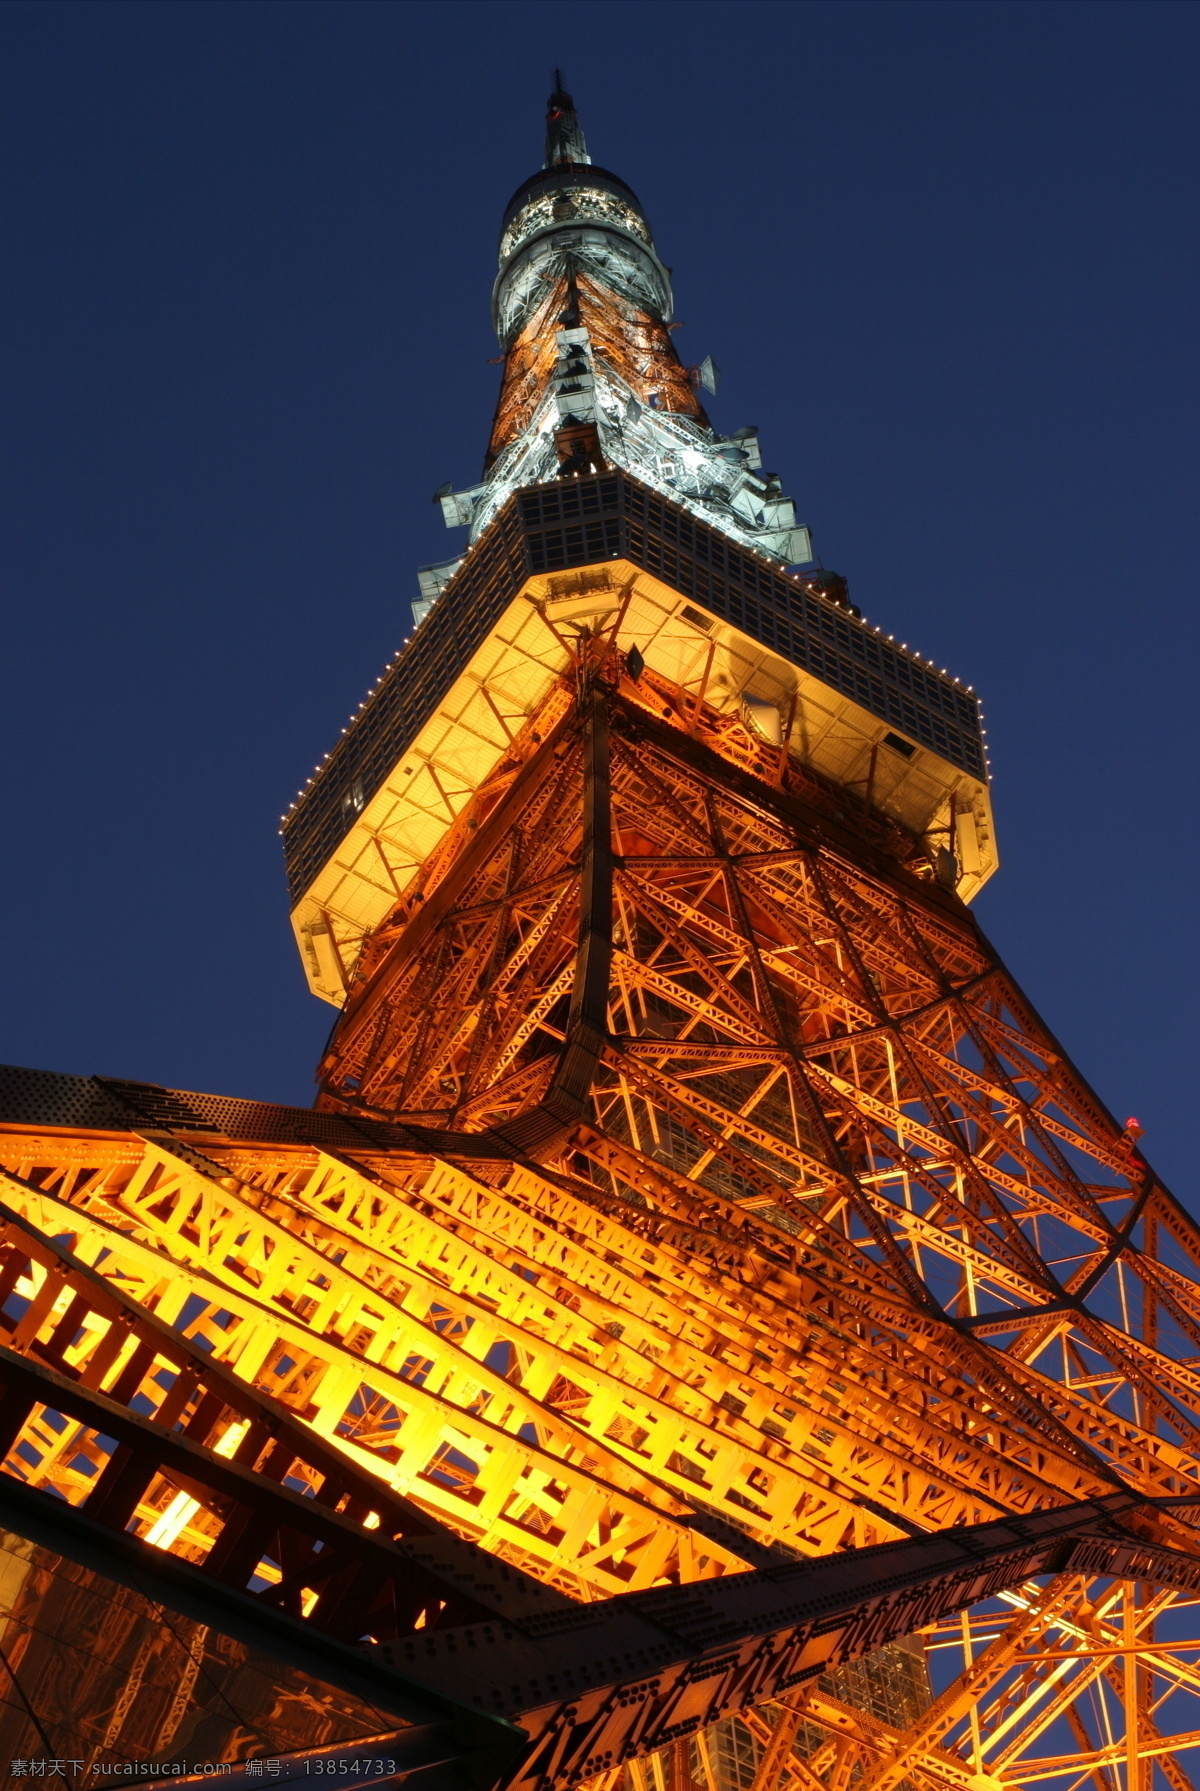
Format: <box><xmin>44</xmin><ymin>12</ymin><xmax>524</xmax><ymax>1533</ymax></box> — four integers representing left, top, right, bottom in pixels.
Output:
<box><xmin>6</xmin><ymin>653</ymin><xmax>1200</xmax><ymax>1790</ymax></box>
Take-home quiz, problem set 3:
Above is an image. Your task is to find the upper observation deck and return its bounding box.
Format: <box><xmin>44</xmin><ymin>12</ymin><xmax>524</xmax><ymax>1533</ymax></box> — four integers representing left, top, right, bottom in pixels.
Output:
<box><xmin>282</xmin><ymin>469</ymin><xmax>993</xmax><ymax>1004</ymax></box>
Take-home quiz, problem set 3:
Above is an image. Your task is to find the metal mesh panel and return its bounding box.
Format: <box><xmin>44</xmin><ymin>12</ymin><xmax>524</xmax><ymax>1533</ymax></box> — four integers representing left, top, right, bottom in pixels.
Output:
<box><xmin>0</xmin><ymin>1065</ymin><xmax>133</xmax><ymax>1132</ymax></box>
<box><xmin>0</xmin><ymin>1063</ymin><xmax>423</xmax><ymax>1154</ymax></box>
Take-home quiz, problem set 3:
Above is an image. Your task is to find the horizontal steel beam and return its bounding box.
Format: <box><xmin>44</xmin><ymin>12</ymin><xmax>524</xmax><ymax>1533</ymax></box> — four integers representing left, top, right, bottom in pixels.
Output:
<box><xmin>375</xmin><ymin>1490</ymin><xmax>1200</xmax><ymax>1791</ymax></box>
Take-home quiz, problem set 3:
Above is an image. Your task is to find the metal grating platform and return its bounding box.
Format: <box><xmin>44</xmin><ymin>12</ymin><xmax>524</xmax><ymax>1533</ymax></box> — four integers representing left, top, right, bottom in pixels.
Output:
<box><xmin>0</xmin><ymin>1062</ymin><xmax>509</xmax><ymax>1160</ymax></box>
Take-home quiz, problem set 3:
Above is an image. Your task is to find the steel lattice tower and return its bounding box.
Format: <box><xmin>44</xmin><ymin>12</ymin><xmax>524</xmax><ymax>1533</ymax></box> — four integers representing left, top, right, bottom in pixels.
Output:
<box><xmin>0</xmin><ymin>76</ymin><xmax>1199</xmax><ymax>1791</ymax></box>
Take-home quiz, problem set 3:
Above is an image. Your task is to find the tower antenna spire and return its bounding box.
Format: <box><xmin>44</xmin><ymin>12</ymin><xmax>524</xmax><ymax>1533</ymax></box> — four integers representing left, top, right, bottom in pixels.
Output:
<box><xmin>544</xmin><ymin>68</ymin><xmax>591</xmax><ymax>168</ymax></box>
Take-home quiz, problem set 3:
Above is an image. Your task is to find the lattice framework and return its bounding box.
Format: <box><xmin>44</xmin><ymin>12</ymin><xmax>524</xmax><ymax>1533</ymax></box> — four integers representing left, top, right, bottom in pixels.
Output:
<box><xmin>2</xmin><ymin>640</ymin><xmax>1197</xmax><ymax>1789</ymax></box>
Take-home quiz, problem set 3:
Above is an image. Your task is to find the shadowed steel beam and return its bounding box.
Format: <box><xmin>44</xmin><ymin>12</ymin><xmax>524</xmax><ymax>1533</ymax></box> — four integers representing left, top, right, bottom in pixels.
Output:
<box><xmin>493</xmin><ymin>677</ymin><xmax>612</xmax><ymax>1157</ymax></box>
<box><xmin>372</xmin><ymin>1490</ymin><xmax>1200</xmax><ymax>1791</ymax></box>
<box><xmin>49</xmin><ymin>1473</ymin><xmax>1200</xmax><ymax>1791</ymax></box>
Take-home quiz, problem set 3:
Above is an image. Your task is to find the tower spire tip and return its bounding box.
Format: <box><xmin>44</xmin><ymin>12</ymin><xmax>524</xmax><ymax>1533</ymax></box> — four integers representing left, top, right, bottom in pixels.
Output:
<box><xmin>544</xmin><ymin>69</ymin><xmax>591</xmax><ymax>168</ymax></box>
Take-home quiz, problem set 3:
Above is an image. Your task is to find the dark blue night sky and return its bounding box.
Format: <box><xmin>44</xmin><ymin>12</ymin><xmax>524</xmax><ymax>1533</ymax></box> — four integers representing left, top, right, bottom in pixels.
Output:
<box><xmin>2</xmin><ymin>1</ymin><xmax>1196</xmax><ymax>1196</ymax></box>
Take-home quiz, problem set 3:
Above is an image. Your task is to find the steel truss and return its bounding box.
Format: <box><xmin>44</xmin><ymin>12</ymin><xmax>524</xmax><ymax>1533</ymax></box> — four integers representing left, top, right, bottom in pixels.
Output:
<box><xmin>2</xmin><ymin>647</ymin><xmax>1200</xmax><ymax>1790</ymax></box>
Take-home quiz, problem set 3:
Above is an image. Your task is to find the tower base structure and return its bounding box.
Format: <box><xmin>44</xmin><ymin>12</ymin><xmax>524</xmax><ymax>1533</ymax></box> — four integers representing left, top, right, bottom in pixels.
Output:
<box><xmin>2</xmin><ymin>622</ymin><xmax>1199</xmax><ymax>1789</ymax></box>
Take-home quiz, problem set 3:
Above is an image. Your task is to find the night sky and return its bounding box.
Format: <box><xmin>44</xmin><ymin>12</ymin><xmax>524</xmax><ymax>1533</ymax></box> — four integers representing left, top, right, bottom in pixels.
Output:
<box><xmin>3</xmin><ymin>2</ymin><xmax>1196</xmax><ymax>1198</ymax></box>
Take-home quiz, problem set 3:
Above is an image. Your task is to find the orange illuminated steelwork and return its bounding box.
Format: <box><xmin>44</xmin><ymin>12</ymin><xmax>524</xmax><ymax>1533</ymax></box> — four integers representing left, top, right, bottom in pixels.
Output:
<box><xmin>0</xmin><ymin>72</ymin><xmax>1196</xmax><ymax>1791</ymax></box>
<box><xmin>489</xmin><ymin>273</ymin><xmax>706</xmax><ymax>466</ymax></box>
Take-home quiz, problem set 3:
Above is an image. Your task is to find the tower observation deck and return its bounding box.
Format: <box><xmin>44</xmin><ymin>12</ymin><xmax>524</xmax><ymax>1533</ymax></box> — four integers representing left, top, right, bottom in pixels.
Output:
<box><xmin>0</xmin><ymin>75</ymin><xmax>1198</xmax><ymax>1791</ymax></box>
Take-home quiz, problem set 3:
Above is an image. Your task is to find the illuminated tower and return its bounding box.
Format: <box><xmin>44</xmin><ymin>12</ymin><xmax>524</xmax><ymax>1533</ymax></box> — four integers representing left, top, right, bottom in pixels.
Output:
<box><xmin>1</xmin><ymin>76</ymin><xmax>1200</xmax><ymax>1791</ymax></box>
